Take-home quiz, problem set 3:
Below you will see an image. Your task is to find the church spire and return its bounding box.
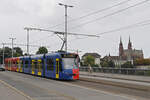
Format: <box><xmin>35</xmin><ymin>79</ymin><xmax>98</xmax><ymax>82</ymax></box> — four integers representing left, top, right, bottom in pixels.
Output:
<box><xmin>128</xmin><ymin>36</ymin><xmax>132</xmax><ymax>50</ymax></box>
<box><xmin>120</xmin><ymin>36</ymin><xmax>122</xmax><ymax>44</ymax></box>
<box><xmin>119</xmin><ymin>36</ymin><xmax>124</xmax><ymax>56</ymax></box>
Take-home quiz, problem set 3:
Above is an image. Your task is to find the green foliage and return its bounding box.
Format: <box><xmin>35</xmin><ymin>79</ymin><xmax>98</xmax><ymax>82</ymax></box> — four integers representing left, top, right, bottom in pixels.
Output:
<box><xmin>94</xmin><ymin>64</ymin><xmax>99</xmax><ymax>67</ymax></box>
<box><xmin>84</xmin><ymin>55</ymin><xmax>95</xmax><ymax>66</ymax></box>
<box><xmin>100</xmin><ymin>60</ymin><xmax>115</xmax><ymax>67</ymax></box>
<box><xmin>135</xmin><ymin>71</ymin><xmax>144</xmax><ymax>75</ymax></box>
<box><xmin>121</xmin><ymin>61</ymin><xmax>133</xmax><ymax>68</ymax></box>
<box><xmin>108</xmin><ymin>60</ymin><xmax>115</xmax><ymax>68</ymax></box>
<box><xmin>36</xmin><ymin>46</ymin><xmax>48</xmax><ymax>54</ymax></box>
<box><xmin>101</xmin><ymin>61</ymin><xmax>109</xmax><ymax>67</ymax></box>
<box><xmin>24</xmin><ymin>53</ymin><xmax>28</xmax><ymax>56</ymax></box>
<box><xmin>134</xmin><ymin>59</ymin><xmax>150</xmax><ymax>66</ymax></box>
<box><xmin>0</xmin><ymin>47</ymin><xmax>23</xmax><ymax>64</ymax></box>
<box><xmin>145</xmin><ymin>71</ymin><xmax>150</xmax><ymax>76</ymax></box>
<box><xmin>13</xmin><ymin>47</ymin><xmax>23</xmax><ymax>57</ymax></box>
<box><xmin>0</xmin><ymin>47</ymin><xmax>12</xmax><ymax>64</ymax></box>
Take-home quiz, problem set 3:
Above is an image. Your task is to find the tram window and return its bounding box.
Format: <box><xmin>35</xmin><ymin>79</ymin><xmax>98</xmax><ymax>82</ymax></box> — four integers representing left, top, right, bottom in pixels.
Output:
<box><xmin>47</xmin><ymin>58</ymin><xmax>54</xmax><ymax>71</ymax></box>
<box><xmin>42</xmin><ymin>59</ymin><xmax>45</xmax><ymax>70</ymax></box>
<box><xmin>62</xmin><ymin>58</ymin><xmax>78</xmax><ymax>69</ymax></box>
<box><xmin>38</xmin><ymin>60</ymin><xmax>42</xmax><ymax>72</ymax></box>
<box><xmin>34</xmin><ymin>60</ymin><xmax>38</xmax><ymax>69</ymax></box>
<box><xmin>13</xmin><ymin>61</ymin><xmax>15</xmax><ymax>66</ymax></box>
<box><xmin>32</xmin><ymin>60</ymin><xmax>35</xmax><ymax>70</ymax></box>
<box><xmin>8</xmin><ymin>61</ymin><xmax>9</xmax><ymax>66</ymax></box>
<box><xmin>8</xmin><ymin>61</ymin><xmax>11</xmax><ymax>67</ymax></box>
<box><xmin>21</xmin><ymin>60</ymin><xmax>23</xmax><ymax>68</ymax></box>
<box><xmin>5</xmin><ymin>61</ymin><xmax>8</xmax><ymax>66</ymax></box>
<box><xmin>10</xmin><ymin>61</ymin><xmax>12</xmax><ymax>66</ymax></box>
<box><xmin>25</xmin><ymin>60</ymin><xmax>28</xmax><ymax>68</ymax></box>
<box><xmin>17</xmin><ymin>61</ymin><xmax>20</xmax><ymax>67</ymax></box>
<box><xmin>6</xmin><ymin>61</ymin><xmax>8</xmax><ymax>67</ymax></box>
<box><xmin>16</xmin><ymin>61</ymin><xmax>18</xmax><ymax>67</ymax></box>
<box><xmin>59</xmin><ymin>59</ymin><xmax>62</xmax><ymax>72</ymax></box>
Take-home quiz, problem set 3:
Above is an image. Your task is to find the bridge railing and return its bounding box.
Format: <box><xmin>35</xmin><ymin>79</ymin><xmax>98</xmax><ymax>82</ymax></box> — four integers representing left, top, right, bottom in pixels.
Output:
<box><xmin>79</xmin><ymin>67</ymin><xmax>150</xmax><ymax>76</ymax></box>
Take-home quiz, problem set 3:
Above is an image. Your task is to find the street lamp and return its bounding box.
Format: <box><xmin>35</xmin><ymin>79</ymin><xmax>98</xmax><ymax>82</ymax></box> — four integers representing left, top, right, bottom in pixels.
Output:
<box><xmin>9</xmin><ymin>37</ymin><xmax>16</xmax><ymax>58</ymax></box>
<box><xmin>58</xmin><ymin>3</ymin><xmax>73</xmax><ymax>52</ymax></box>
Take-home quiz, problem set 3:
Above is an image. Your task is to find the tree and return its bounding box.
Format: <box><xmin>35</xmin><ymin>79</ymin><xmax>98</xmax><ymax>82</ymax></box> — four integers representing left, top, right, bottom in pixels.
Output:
<box><xmin>84</xmin><ymin>55</ymin><xmax>95</xmax><ymax>66</ymax></box>
<box><xmin>0</xmin><ymin>47</ymin><xmax>23</xmax><ymax>64</ymax></box>
<box><xmin>134</xmin><ymin>59</ymin><xmax>150</xmax><ymax>66</ymax></box>
<box><xmin>14</xmin><ymin>47</ymin><xmax>23</xmax><ymax>57</ymax></box>
<box><xmin>36</xmin><ymin>46</ymin><xmax>48</xmax><ymax>54</ymax></box>
<box><xmin>108</xmin><ymin>60</ymin><xmax>115</xmax><ymax>68</ymax></box>
<box><xmin>100</xmin><ymin>60</ymin><xmax>115</xmax><ymax>67</ymax></box>
<box><xmin>2</xmin><ymin>47</ymin><xmax>12</xmax><ymax>58</ymax></box>
<box><xmin>0</xmin><ymin>47</ymin><xmax>12</xmax><ymax>64</ymax></box>
<box><xmin>101</xmin><ymin>61</ymin><xmax>109</xmax><ymax>67</ymax></box>
<box><xmin>121</xmin><ymin>61</ymin><xmax>134</xmax><ymax>68</ymax></box>
<box><xmin>24</xmin><ymin>53</ymin><xmax>28</xmax><ymax>56</ymax></box>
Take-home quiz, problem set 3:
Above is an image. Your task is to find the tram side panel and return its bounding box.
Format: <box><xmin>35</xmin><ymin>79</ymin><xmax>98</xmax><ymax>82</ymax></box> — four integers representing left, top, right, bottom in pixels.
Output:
<box><xmin>4</xmin><ymin>52</ymin><xmax>80</xmax><ymax>80</ymax></box>
<box><xmin>5</xmin><ymin>59</ymin><xmax>9</xmax><ymax>70</ymax></box>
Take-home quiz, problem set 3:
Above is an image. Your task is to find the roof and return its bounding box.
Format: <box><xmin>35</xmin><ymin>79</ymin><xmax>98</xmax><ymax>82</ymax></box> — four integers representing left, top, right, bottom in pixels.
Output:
<box><xmin>103</xmin><ymin>55</ymin><xmax>128</xmax><ymax>61</ymax></box>
<box><xmin>82</xmin><ymin>53</ymin><xmax>101</xmax><ymax>58</ymax></box>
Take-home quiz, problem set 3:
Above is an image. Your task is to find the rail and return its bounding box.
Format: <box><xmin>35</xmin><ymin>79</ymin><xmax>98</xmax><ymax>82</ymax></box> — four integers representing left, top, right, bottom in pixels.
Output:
<box><xmin>79</xmin><ymin>67</ymin><xmax>150</xmax><ymax>76</ymax></box>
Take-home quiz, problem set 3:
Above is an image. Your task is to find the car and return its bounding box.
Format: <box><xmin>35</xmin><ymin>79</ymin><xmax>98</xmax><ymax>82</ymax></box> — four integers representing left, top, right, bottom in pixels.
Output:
<box><xmin>0</xmin><ymin>64</ymin><xmax>5</xmax><ymax>71</ymax></box>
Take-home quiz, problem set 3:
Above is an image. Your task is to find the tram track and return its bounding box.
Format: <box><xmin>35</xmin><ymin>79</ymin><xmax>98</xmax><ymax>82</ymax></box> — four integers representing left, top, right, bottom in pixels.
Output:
<box><xmin>66</xmin><ymin>77</ymin><xmax>150</xmax><ymax>100</ymax></box>
<box><xmin>79</xmin><ymin>77</ymin><xmax>150</xmax><ymax>92</ymax></box>
<box><xmin>1</xmin><ymin>71</ymin><xmax>150</xmax><ymax>100</ymax></box>
<box><xmin>80</xmin><ymin>73</ymin><xmax>150</xmax><ymax>84</ymax></box>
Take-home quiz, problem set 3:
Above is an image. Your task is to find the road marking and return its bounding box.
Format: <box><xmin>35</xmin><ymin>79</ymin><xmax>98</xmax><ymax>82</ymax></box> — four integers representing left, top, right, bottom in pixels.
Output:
<box><xmin>20</xmin><ymin>80</ymin><xmax>77</xmax><ymax>100</ymax></box>
<box><xmin>59</xmin><ymin>81</ymin><xmax>137</xmax><ymax>100</ymax></box>
<box><xmin>1</xmin><ymin>72</ymin><xmax>76</xmax><ymax>100</ymax></box>
<box><xmin>0</xmin><ymin>79</ymin><xmax>34</xmax><ymax>100</ymax></box>
<box><xmin>2</xmin><ymin>71</ymin><xmax>137</xmax><ymax>100</ymax></box>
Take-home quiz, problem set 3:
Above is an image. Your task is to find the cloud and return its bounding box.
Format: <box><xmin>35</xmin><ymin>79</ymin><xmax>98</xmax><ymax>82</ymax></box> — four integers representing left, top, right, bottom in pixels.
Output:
<box><xmin>0</xmin><ymin>0</ymin><xmax>150</xmax><ymax>57</ymax></box>
<box><xmin>0</xmin><ymin>0</ymin><xmax>57</xmax><ymax>17</ymax></box>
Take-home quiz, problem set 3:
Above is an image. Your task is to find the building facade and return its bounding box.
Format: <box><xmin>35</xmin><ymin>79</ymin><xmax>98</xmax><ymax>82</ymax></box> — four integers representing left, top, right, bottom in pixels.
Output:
<box><xmin>81</xmin><ymin>53</ymin><xmax>101</xmax><ymax>66</ymax></box>
<box><xmin>119</xmin><ymin>37</ymin><xmax>144</xmax><ymax>61</ymax></box>
<box><xmin>103</xmin><ymin>37</ymin><xmax>144</xmax><ymax>67</ymax></box>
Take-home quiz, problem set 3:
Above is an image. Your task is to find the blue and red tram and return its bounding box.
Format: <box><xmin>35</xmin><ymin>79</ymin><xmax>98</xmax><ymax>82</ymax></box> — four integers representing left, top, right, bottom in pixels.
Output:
<box><xmin>5</xmin><ymin>52</ymin><xmax>79</xmax><ymax>80</ymax></box>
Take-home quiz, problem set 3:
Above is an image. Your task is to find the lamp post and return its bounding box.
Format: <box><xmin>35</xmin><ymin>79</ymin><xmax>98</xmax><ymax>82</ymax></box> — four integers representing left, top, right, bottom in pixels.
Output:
<box><xmin>27</xmin><ymin>29</ymin><xmax>29</xmax><ymax>55</ymax></box>
<box><xmin>24</xmin><ymin>28</ymin><xmax>30</xmax><ymax>55</ymax></box>
<box><xmin>58</xmin><ymin>3</ymin><xmax>73</xmax><ymax>52</ymax></box>
<box><xmin>2</xmin><ymin>43</ymin><xmax>5</xmax><ymax>66</ymax></box>
<box><xmin>9</xmin><ymin>37</ymin><xmax>16</xmax><ymax>58</ymax></box>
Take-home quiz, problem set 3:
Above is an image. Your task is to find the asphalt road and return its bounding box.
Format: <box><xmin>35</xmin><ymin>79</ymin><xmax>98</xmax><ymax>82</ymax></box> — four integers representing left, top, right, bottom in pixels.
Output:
<box><xmin>0</xmin><ymin>71</ymin><xmax>139</xmax><ymax>100</ymax></box>
<box><xmin>72</xmin><ymin>79</ymin><xmax>150</xmax><ymax>100</ymax></box>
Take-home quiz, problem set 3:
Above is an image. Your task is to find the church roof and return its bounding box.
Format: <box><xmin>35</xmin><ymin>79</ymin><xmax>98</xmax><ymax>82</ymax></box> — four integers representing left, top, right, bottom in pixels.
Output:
<box><xmin>124</xmin><ymin>49</ymin><xmax>143</xmax><ymax>55</ymax></box>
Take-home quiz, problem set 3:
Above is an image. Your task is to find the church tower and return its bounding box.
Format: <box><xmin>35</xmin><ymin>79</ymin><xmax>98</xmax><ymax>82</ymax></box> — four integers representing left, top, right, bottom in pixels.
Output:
<box><xmin>128</xmin><ymin>36</ymin><xmax>132</xmax><ymax>50</ymax></box>
<box><xmin>119</xmin><ymin>37</ymin><xmax>124</xmax><ymax>56</ymax></box>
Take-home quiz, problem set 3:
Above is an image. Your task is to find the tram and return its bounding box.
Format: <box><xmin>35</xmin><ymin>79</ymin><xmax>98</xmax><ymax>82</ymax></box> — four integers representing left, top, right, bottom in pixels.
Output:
<box><xmin>5</xmin><ymin>52</ymin><xmax>80</xmax><ymax>80</ymax></box>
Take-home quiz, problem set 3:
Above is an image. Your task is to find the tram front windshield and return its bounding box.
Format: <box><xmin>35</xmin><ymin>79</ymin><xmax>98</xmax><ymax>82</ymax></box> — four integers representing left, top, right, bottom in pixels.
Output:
<box><xmin>62</xmin><ymin>58</ymin><xmax>78</xmax><ymax>69</ymax></box>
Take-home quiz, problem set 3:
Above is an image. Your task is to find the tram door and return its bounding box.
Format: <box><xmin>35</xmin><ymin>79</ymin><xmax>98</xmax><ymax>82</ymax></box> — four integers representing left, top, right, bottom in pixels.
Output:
<box><xmin>17</xmin><ymin>60</ymin><xmax>20</xmax><ymax>72</ymax></box>
<box><xmin>42</xmin><ymin>59</ymin><xmax>45</xmax><ymax>76</ymax></box>
<box><xmin>32</xmin><ymin>60</ymin><xmax>35</xmax><ymax>74</ymax></box>
<box><xmin>38</xmin><ymin>60</ymin><xmax>42</xmax><ymax>76</ymax></box>
<box><xmin>56</xmin><ymin>58</ymin><xmax>59</xmax><ymax>79</ymax></box>
<box><xmin>8</xmin><ymin>60</ymin><xmax>10</xmax><ymax>71</ymax></box>
<box><xmin>20</xmin><ymin>60</ymin><xmax>23</xmax><ymax>72</ymax></box>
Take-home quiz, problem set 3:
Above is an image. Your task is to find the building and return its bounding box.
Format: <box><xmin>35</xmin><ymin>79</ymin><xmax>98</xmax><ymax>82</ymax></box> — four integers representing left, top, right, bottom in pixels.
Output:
<box><xmin>81</xmin><ymin>53</ymin><xmax>101</xmax><ymax>66</ymax></box>
<box><xmin>119</xmin><ymin>37</ymin><xmax>144</xmax><ymax>60</ymax></box>
<box><xmin>103</xmin><ymin>37</ymin><xmax>144</xmax><ymax>67</ymax></box>
<box><xmin>102</xmin><ymin>55</ymin><xmax>126</xmax><ymax>66</ymax></box>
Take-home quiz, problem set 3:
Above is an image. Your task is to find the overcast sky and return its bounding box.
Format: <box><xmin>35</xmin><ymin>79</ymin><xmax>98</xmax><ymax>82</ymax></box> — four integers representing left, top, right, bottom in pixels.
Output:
<box><xmin>0</xmin><ymin>0</ymin><xmax>150</xmax><ymax>58</ymax></box>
